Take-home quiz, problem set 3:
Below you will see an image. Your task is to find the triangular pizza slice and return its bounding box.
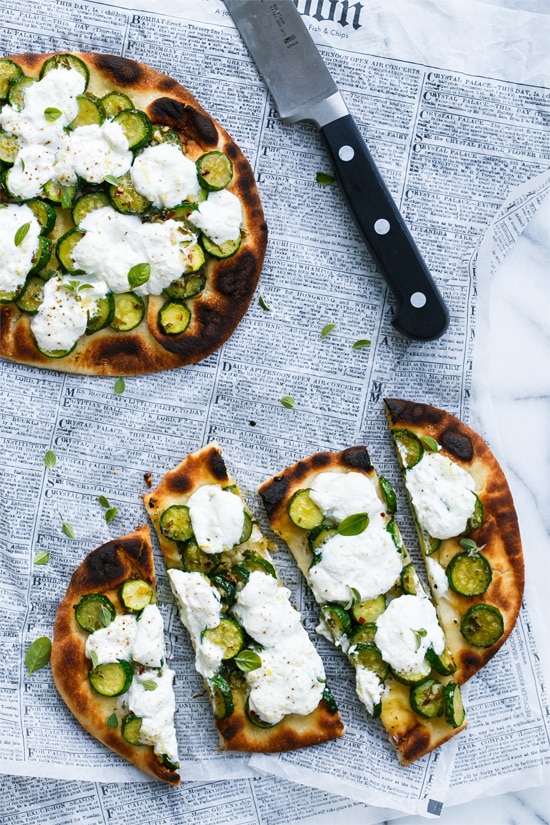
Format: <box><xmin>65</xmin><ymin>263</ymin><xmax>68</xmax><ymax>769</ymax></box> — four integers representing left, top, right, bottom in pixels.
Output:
<box><xmin>51</xmin><ymin>525</ymin><xmax>180</xmax><ymax>784</ymax></box>
<box><xmin>258</xmin><ymin>446</ymin><xmax>467</xmax><ymax>766</ymax></box>
<box><xmin>143</xmin><ymin>443</ymin><xmax>344</xmax><ymax>753</ymax></box>
<box><xmin>384</xmin><ymin>398</ymin><xmax>524</xmax><ymax>684</ymax></box>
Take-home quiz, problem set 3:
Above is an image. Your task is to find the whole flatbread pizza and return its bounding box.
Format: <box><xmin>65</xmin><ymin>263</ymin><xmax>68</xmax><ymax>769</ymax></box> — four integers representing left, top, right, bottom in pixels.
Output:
<box><xmin>51</xmin><ymin>525</ymin><xmax>180</xmax><ymax>784</ymax></box>
<box><xmin>0</xmin><ymin>52</ymin><xmax>267</xmax><ymax>375</ymax></box>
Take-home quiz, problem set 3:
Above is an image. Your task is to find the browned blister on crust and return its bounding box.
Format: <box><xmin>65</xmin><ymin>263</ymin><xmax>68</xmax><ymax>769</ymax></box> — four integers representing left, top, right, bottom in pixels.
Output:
<box><xmin>384</xmin><ymin>398</ymin><xmax>524</xmax><ymax>684</ymax></box>
<box><xmin>51</xmin><ymin>525</ymin><xmax>180</xmax><ymax>785</ymax></box>
<box><xmin>258</xmin><ymin>447</ymin><xmax>467</xmax><ymax>766</ymax></box>
<box><xmin>0</xmin><ymin>53</ymin><xmax>267</xmax><ymax>375</ymax></box>
<box><xmin>144</xmin><ymin>443</ymin><xmax>344</xmax><ymax>752</ymax></box>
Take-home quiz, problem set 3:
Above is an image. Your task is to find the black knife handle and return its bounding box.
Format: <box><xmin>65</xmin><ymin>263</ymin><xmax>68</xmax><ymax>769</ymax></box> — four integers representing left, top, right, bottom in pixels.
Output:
<box><xmin>319</xmin><ymin>114</ymin><xmax>449</xmax><ymax>340</ymax></box>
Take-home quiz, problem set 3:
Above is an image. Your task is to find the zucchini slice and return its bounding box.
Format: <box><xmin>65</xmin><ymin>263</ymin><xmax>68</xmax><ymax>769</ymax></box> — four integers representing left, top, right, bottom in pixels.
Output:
<box><xmin>349</xmin><ymin>622</ymin><xmax>377</xmax><ymax>646</ymax></box>
<box><xmin>7</xmin><ymin>76</ymin><xmax>34</xmax><ymax>111</ymax></box>
<box><xmin>15</xmin><ymin>275</ymin><xmax>44</xmax><ymax>314</ymax></box>
<box><xmin>108</xmin><ymin>171</ymin><xmax>150</xmax><ymax>215</ymax></box>
<box><xmin>378</xmin><ymin>475</ymin><xmax>397</xmax><ymax>514</ymax></box>
<box><xmin>72</xmin><ymin>192</ymin><xmax>110</xmax><ymax>226</ymax></box>
<box><xmin>410</xmin><ymin>678</ymin><xmax>444</xmax><ymax>718</ymax></box>
<box><xmin>121</xmin><ymin>713</ymin><xmax>143</xmax><ymax>745</ymax></box>
<box><xmin>112</xmin><ymin>108</ymin><xmax>153</xmax><ymax>151</ymax></box>
<box><xmin>180</xmin><ymin>539</ymin><xmax>219</xmax><ymax>575</ymax></box>
<box><xmin>69</xmin><ymin>94</ymin><xmax>105</xmax><ymax>129</ymax></box>
<box><xmin>26</xmin><ymin>199</ymin><xmax>56</xmax><ymax>234</ymax></box>
<box><xmin>209</xmin><ymin>674</ymin><xmax>234</xmax><ymax>719</ymax></box>
<box><xmin>443</xmin><ymin>682</ymin><xmax>465</xmax><ymax>728</ymax></box>
<box><xmin>30</xmin><ymin>235</ymin><xmax>53</xmax><ymax>274</ymax></box>
<box><xmin>0</xmin><ymin>58</ymin><xmax>23</xmax><ymax>101</ymax></box>
<box><xmin>86</xmin><ymin>293</ymin><xmax>115</xmax><ymax>334</ymax></box>
<box><xmin>202</xmin><ymin>617</ymin><xmax>244</xmax><ymax>660</ymax></box>
<box><xmin>391</xmin><ymin>657</ymin><xmax>432</xmax><ymax>686</ymax></box>
<box><xmin>101</xmin><ymin>91</ymin><xmax>134</xmax><ymax>118</ymax></box>
<box><xmin>201</xmin><ymin>233</ymin><xmax>241</xmax><ymax>260</ymax></box>
<box><xmin>196</xmin><ymin>151</ymin><xmax>233</xmax><ymax>191</ymax></box>
<box><xmin>55</xmin><ymin>228</ymin><xmax>85</xmax><ymax>273</ymax></box>
<box><xmin>426</xmin><ymin>645</ymin><xmax>457</xmax><ymax>676</ymax></box>
<box><xmin>447</xmin><ymin>551</ymin><xmax>492</xmax><ymax>596</ymax></box>
<box><xmin>0</xmin><ymin>130</ymin><xmax>20</xmax><ymax>165</ymax></box>
<box><xmin>393</xmin><ymin>429</ymin><xmax>424</xmax><ymax>469</ymax></box>
<box><xmin>164</xmin><ymin>270</ymin><xmax>206</xmax><ymax>300</ymax></box>
<box><xmin>119</xmin><ymin>578</ymin><xmax>154</xmax><ymax>612</ymax></box>
<box><xmin>89</xmin><ymin>659</ymin><xmax>133</xmax><ymax>697</ymax></box>
<box><xmin>349</xmin><ymin>643</ymin><xmax>389</xmax><ymax>682</ymax></box>
<box><xmin>110</xmin><ymin>292</ymin><xmax>145</xmax><ymax>331</ymax></box>
<box><xmin>158</xmin><ymin>300</ymin><xmax>191</xmax><ymax>335</ymax></box>
<box><xmin>351</xmin><ymin>593</ymin><xmax>386</xmax><ymax>624</ymax></box>
<box><xmin>74</xmin><ymin>593</ymin><xmax>116</xmax><ymax>633</ymax></box>
<box><xmin>465</xmin><ymin>493</ymin><xmax>484</xmax><ymax>534</ymax></box>
<box><xmin>287</xmin><ymin>488</ymin><xmax>324</xmax><ymax>530</ymax></box>
<box><xmin>39</xmin><ymin>53</ymin><xmax>90</xmax><ymax>89</ymax></box>
<box><xmin>460</xmin><ymin>603</ymin><xmax>504</xmax><ymax>648</ymax></box>
<box><xmin>319</xmin><ymin>604</ymin><xmax>352</xmax><ymax>643</ymax></box>
<box><xmin>159</xmin><ymin>504</ymin><xmax>194</xmax><ymax>543</ymax></box>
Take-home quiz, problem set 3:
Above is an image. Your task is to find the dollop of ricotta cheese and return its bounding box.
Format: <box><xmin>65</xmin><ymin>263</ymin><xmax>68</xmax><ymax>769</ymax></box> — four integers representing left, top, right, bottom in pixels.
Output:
<box><xmin>85</xmin><ymin>614</ymin><xmax>137</xmax><ymax>665</ymax></box>
<box><xmin>375</xmin><ymin>594</ymin><xmax>444</xmax><ymax>676</ymax></box>
<box><xmin>126</xmin><ymin>667</ymin><xmax>179</xmax><ymax>765</ymax></box>
<box><xmin>309</xmin><ymin>470</ymin><xmax>384</xmax><ymax>523</ymax></box>
<box><xmin>355</xmin><ymin>665</ymin><xmax>385</xmax><ymax>715</ymax></box>
<box><xmin>188</xmin><ymin>189</ymin><xmax>243</xmax><ymax>245</ymax></box>
<box><xmin>131</xmin><ymin>142</ymin><xmax>201</xmax><ymax>208</ymax></box>
<box><xmin>187</xmin><ymin>484</ymin><xmax>245</xmax><ymax>554</ymax></box>
<box><xmin>71</xmin><ymin>206</ymin><xmax>196</xmax><ymax>297</ymax></box>
<box><xmin>308</xmin><ymin>527</ymin><xmax>403</xmax><ymax>604</ymax></box>
<box><xmin>30</xmin><ymin>275</ymin><xmax>108</xmax><ymax>353</ymax></box>
<box><xmin>232</xmin><ymin>571</ymin><xmax>326</xmax><ymax>724</ymax></box>
<box><xmin>0</xmin><ymin>204</ymin><xmax>41</xmax><ymax>293</ymax></box>
<box><xmin>63</xmin><ymin>120</ymin><xmax>132</xmax><ymax>184</ymax></box>
<box><xmin>406</xmin><ymin>452</ymin><xmax>477</xmax><ymax>539</ymax></box>
<box><xmin>132</xmin><ymin>603</ymin><xmax>165</xmax><ymax>669</ymax></box>
<box><xmin>167</xmin><ymin>569</ymin><xmax>225</xmax><ymax>679</ymax></box>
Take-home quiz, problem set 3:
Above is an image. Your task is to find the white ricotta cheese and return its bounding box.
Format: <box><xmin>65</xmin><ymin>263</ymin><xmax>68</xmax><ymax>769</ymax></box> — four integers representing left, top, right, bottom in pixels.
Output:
<box><xmin>132</xmin><ymin>604</ymin><xmax>165</xmax><ymax>669</ymax></box>
<box><xmin>72</xmin><ymin>206</ymin><xmax>195</xmax><ymax>297</ymax></box>
<box><xmin>63</xmin><ymin>120</ymin><xmax>132</xmax><ymax>183</ymax></box>
<box><xmin>355</xmin><ymin>665</ymin><xmax>385</xmax><ymax>715</ymax></box>
<box><xmin>425</xmin><ymin>556</ymin><xmax>449</xmax><ymax>596</ymax></box>
<box><xmin>126</xmin><ymin>667</ymin><xmax>178</xmax><ymax>765</ymax></box>
<box><xmin>308</xmin><ymin>526</ymin><xmax>402</xmax><ymax>604</ymax></box>
<box><xmin>375</xmin><ymin>594</ymin><xmax>444</xmax><ymax>676</ymax></box>
<box><xmin>131</xmin><ymin>142</ymin><xmax>201</xmax><ymax>208</ymax></box>
<box><xmin>406</xmin><ymin>452</ymin><xmax>477</xmax><ymax>540</ymax></box>
<box><xmin>0</xmin><ymin>204</ymin><xmax>41</xmax><ymax>293</ymax></box>
<box><xmin>85</xmin><ymin>614</ymin><xmax>137</xmax><ymax>665</ymax></box>
<box><xmin>232</xmin><ymin>571</ymin><xmax>325</xmax><ymax>724</ymax></box>
<box><xmin>167</xmin><ymin>569</ymin><xmax>225</xmax><ymax>679</ymax></box>
<box><xmin>187</xmin><ymin>484</ymin><xmax>245</xmax><ymax>554</ymax></box>
<box><xmin>188</xmin><ymin>189</ymin><xmax>243</xmax><ymax>245</ymax></box>
<box><xmin>309</xmin><ymin>470</ymin><xmax>384</xmax><ymax>523</ymax></box>
<box><xmin>30</xmin><ymin>275</ymin><xmax>108</xmax><ymax>353</ymax></box>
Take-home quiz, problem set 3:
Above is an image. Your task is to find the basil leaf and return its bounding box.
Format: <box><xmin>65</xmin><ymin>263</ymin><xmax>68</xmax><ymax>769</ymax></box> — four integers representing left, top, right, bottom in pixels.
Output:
<box><xmin>98</xmin><ymin>495</ymin><xmax>110</xmax><ymax>508</ymax></box>
<box><xmin>99</xmin><ymin>605</ymin><xmax>113</xmax><ymax>627</ymax></box>
<box><xmin>460</xmin><ymin>537</ymin><xmax>481</xmax><ymax>556</ymax></box>
<box><xmin>44</xmin><ymin>107</ymin><xmax>62</xmax><ymax>122</ymax></box>
<box><xmin>44</xmin><ymin>449</ymin><xmax>57</xmax><ymax>468</ymax></box>
<box><xmin>352</xmin><ymin>339</ymin><xmax>371</xmax><ymax>350</ymax></box>
<box><xmin>105</xmin><ymin>507</ymin><xmax>118</xmax><ymax>523</ymax></box>
<box><xmin>60</xmin><ymin>187</ymin><xmax>73</xmax><ymax>210</ymax></box>
<box><xmin>379</xmin><ymin>475</ymin><xmax>397</xmax><ymax>515</ymax></box>
<box><xmin>338</xmin><ymin>513</ymin><xmax>370</xmax><ymax>536</ymax></box>
<box><xmin>33</xmin><ymin>550</ymin><xmax>50</xmax><ymax>565</ymax></box>
<box><xmin>25</xmin><ymin>636</ymin><xmax>51</xmax><ymax>675</ymax></box>
<box><xmin>104</xmin><ymin>174</ymin><xmax>119</xmax><ymax>186</ymax></box>
<box><xmin>89</xmin><ymin>650</ymin><xmax>99</xmax><ymax>669</ymax></box>
<box><xmin>62</xmin><ymin>521</ymin><xmax>75</xmax><ymax>538</ymax></box>
<box><xmin>413</xmin><ymin>627</ymin><xmax>427</xmax><ymax>650</ymax></box>
<box><xmin>420</xmin><ymin>435</ymin><xmax>440</xmax><ymax>453</ymax></box>
<box><xmin>142</xmin><ymin>679</ymin><xmax>158</xmax><ymax>691</ymax></box>
<box><xmin>128</xmin><ymin>262</ymin><xmax>151</xmax><ymax>289</ymax></box>
<box><xmin>280</xmin><ymin>395</ymin><xmax>295</xmax><ymax>409</ymax></box>
<box><xmin>106</xmin><ymin>712</ymin><xmax>118</xmax><ymax>728</ymax></box>
<box><xmin>234</xmin><ymin>650</ymin><xmax>262</xmax><ymax>672</ymax></box>
<box><xmin>321</xmin><ymin>323</ymin><xmax>336</xmax><ymax>338</ymax></box>
<box><xmin>258</xmin><ymin>295</ymin><xmax>270</xmax><ymax>311</ymax></box>
<box><xmin>14</xmin><ymin>222</ymin><xmax>30</xmax><ymax>246</ymax></box>
<box><xmin>114</xmin><ymin>377</ymin><xmax>125</xmax><ymax>395</ymax></box>
<box><xmin>316</xmin><ymin>171</ymin><xmax>335</xmax><ymax>186</ymax></box>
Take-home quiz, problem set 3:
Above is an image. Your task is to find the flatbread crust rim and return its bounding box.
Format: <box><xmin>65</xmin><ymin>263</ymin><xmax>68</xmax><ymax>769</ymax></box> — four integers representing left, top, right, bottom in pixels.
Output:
<box><xmin>144</xmin><ymin>442</ymin><xmax>344</xmax><ymax>752</ymax></box>
<box><xmin>0</xmin><ymin>51</ymin><xmax>268</xmax><ymax>375</ymax></box>
<box><xmin>257</xmin><ymin>446</ymin><xmax>467</xmax><ymax>766</ymax></box>
<box><xmin>383</xmin><ymin>398</ymin><xmax>525</xmax><ymax>683</ymax></box>
<box><xmin>51</xmin><ymin>525</ymin><xmax>180</xmax><ymax>785</ymax></box>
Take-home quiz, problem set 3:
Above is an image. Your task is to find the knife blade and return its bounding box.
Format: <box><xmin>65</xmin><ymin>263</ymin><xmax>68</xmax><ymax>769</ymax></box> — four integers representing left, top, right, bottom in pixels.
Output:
<box><xmin>224</xmin><ymin>0</ymin><xmax>449</xmax><ymax>341</ymax></box>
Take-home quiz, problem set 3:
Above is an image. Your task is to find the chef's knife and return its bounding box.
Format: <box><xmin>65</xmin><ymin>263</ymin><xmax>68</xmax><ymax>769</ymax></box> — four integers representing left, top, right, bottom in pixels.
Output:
<box><xmin>224</xmin><ymin>0</ymin><xmax>449</xmax><ymax>341</ymax></box>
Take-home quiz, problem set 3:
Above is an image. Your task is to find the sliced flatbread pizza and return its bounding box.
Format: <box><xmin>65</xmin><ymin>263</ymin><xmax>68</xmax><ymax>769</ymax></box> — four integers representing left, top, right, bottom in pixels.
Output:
<box><xmin>0</xmin><ymin>52</ymin><xmax>267</xmax><ymax>375</ymax></box>
<box><xmin>51</xmin><ymin>525</ymin><xmax>180</xmax><ymax>785</ymax></box>
<box><xmin>143</xmin><ymin>443</ymin><xmax>344</xmax><ymax>753</ymax></box>
<box><xmin>258</xmin><ymin>446</ymin><xmax>467</xmax><ymax>766</ymax></box>
<box><xmin>384</xmin><ymin>398</ymin><xmax>524</xmax><ymax>684</ymax></box>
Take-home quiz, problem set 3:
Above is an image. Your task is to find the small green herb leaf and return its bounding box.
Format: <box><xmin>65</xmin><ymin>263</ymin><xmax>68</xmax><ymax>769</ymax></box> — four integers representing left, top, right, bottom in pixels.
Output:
<box><xmin>44</xmin><ymin>449</ymin><xmax>57</xmax><ymax>468</ymax></box>
<box><xmin>89</xmin><ymin>650</ymin><xmax>99</xmax><ymax>669</ymax></box>
<box><xmin>14</xmin><ymin>222</ymin><xmax>30</xmax><ymax>246</ymax></box>
<box><xmin>413</xmin><ymin>627</ymin><xmax>427</xmax><ymax>650</ymax></box>
<box><xmin>338</xmin><ymin>513</ymin><xmax>370</xmax><ymax>536</ymax></box>
<box><xmin>25</xmin><ymin>636</ymin><xmax>51</xmax><ymax>675</ymax></box>
<box><xmin>128</xmin><ymin>262</ymin><xmax>151</xmax><ymax>289</ymax></box>
<box><xmin>258</xmin><ymin>295</ymin><xmax>270</xmax><ymax>311</ymax></box>
<box><xmin>60</xmin><ymin>187</ymin><xmax>73</xmax><ymax>210</ymax></box>
<box><xmin>280</xmin><ymin>395</ymin><xmax>295</xmax><ymax>409</ymax></box>
<box><xmin>98</xmin><ymin>495</ymin><xmax>110</xmax><ymax>509</ymax></box>
<box><xmin>114</xmin><ymin>377</ymin><xmax>125</xmax><ymax>395</ymax></box>
<box><xmin>321</xmin><ymin>323</ymin><xmax>336</xmax><ymax>338</ymax></box>
<box><xmin>234</xmin><ymin>650</ymin><xmax>262</xmax><ymax>672</ymax></box>
<box><xmin>104</xmin><ymin>174</ymin><xmax>119</xmax><ymax>186</ymax></box>
<box><xmin>62</xmin><ymin>521</ymin><xmax>75</xmax><ymax>539</ymax></box>
<box><xmin>344</xmin><ymin>586</ymin><xmax>361</xmax><ymax>610</ymax></box>
<box><xmin>460</xmin><ymin>537</ymin><xmax>484</xmax><ymax>556</ymax></box>
<box><xmin>420</xmin><ymin>435</ymin><xmax>440</xmax><ymax>453</ymax></box>
<box><xmin>44</xmin><ymin>107</ymin><xmax>62</xmax><ymax>122</ymax></box>
<box><xmin>99</xmin><ymin>604</ymin><xmax>113</xmax><ymax>628</ymax></box>
<box><xmin>106</xmin><ymin>712</ymin><xmax>118</xmax><ymax>728</ymax></box>
<box><xmin>142</xmin><ymin>679</ymin><xmax>158</xmax><ymax>691</ymax></box>
<box><xmin>352</xmin><ymin>339</ymin><xmax>371</xmax><ymax>350</ymax></box>
<box><xmin>316</xmin><ymin>171</ymin><xmax>336</xmax><ymax>186</ymax></box>
<box><xmin>105</xmin><ymin>507</ymin><xmax>119</xmax><ymax>524</ymax></box>
<box><xmin>33</xmin><ymin>550</ymin><xmax>50</xmax><ymax>565</ymax></box>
